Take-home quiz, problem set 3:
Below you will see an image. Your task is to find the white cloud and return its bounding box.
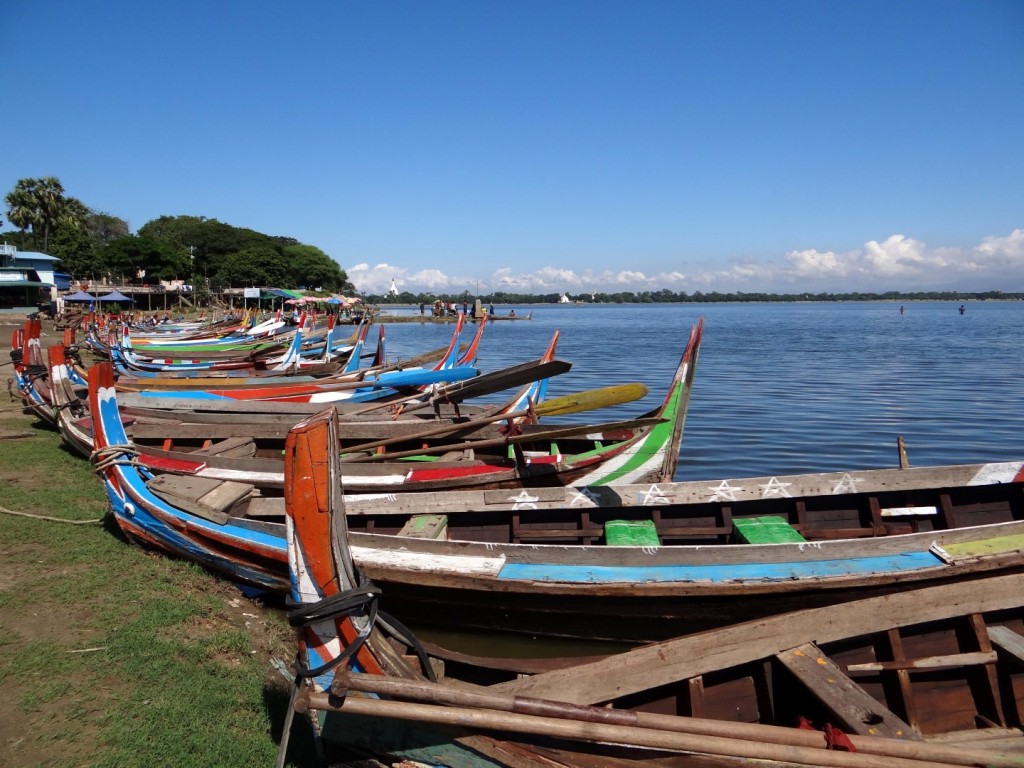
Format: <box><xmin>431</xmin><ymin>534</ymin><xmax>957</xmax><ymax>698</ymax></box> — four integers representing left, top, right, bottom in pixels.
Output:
<box><xmin>345</xmin><ymin>262</ymin><xmax>406</xmax><ymax>294</ymax></box>
<box><xmin>975</xmin><ymin>228</ymin><xmax>1024</xmax><ymax>264</ymax></box>
<box><xmin>785</xmin><ymin>248</ymin><xmax>847</xmax><ymax>278</ymax></box>
<box><xmin>342</xmin><ymin>229</ymin><xmax>1024</xmax><ymax>295</ymax></box>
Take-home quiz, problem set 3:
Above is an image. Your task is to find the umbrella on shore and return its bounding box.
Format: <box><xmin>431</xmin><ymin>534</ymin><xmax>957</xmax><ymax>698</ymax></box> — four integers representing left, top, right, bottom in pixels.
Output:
<box><xmin>63</xmin><ymin>290</ymin><xmax>96</xmax><ymax>303</ymax></box>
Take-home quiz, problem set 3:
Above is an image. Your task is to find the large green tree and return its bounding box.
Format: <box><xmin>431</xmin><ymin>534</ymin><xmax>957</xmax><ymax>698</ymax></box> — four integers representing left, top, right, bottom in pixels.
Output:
<box><xmin>99</xmin><ymin>235</ymin><xmax>189</xmax><ymax>283</ymax></box>
<box><xmin>282</xmin><ymin>243</ymin><xmax>349</xmax><ymax>291</ymax></box>
<box><xmin>213</xmin><ymin>246</ymin><xmax>291</xmax><ymax>288</ymax></box>
<box><xmin>51</xmin><ymin>204</ymin><xmax>130</xmax><ymax>279</ymax></box>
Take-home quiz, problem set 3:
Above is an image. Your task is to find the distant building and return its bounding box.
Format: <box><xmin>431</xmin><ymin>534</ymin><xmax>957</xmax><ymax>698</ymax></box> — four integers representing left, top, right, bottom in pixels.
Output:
<box><xmin>388</xmin><ymin>278</ymin><xmax>399</xmax><ymax>298</ymax></box>
<box><xmin>0</xmin><ymin>243</ymin><xmax>58</xmax><ymax>313</ymax></box>
<box><xmin>559</xmin><ymin>293</ymin><xmax>571</xmax><ymax>303</ymax></box>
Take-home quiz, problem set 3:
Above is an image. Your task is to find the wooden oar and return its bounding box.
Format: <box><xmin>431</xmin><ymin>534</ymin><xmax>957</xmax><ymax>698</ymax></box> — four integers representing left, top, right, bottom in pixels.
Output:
<box><xmin>336</xmin><ymin>382</ymin><xmax>649</xmax><ymax>457</ymax></box>
<box><xmin>532</xmin><ymin>381</ymin><xmax>648</xmax><ymax>416</ymax></box>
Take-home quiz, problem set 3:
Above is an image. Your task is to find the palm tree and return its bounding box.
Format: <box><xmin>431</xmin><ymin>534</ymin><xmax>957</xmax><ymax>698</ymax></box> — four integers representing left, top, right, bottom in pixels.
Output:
<box><xmin>3</xmin><ymin>177</ymin><xmax>68</xmax><ymax>251</ymax></box>
<box><xmin>5</xmin><ymin>187</ymin><xmax>37</xmax><ymax>242</ymax></box>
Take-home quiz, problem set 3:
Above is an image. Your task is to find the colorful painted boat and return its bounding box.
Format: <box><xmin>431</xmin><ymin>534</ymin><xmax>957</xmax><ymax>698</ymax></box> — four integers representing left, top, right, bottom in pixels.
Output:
<box><xmin>88</xmin><ymin>337</ymin><xmax>1024</xmax><ymax>649</ymax></box>
<box><xmin>279</xmin><ymin>410</ymin><xmax>1024</xmax><ymax>767</ymax></box>
<box><xmin>54</xmin><ymin>333</ymin><xmax>568</xmax><ymax>462</ymax></box>
<box><xmin>88</xmin><ymin>320</ymin><xmax>698</xmax><ymax>496</ymax></box>
<box><xmin>111</xmin><ymin>312</ymin><xmax>483</xmax><ymax>403</ymax></box>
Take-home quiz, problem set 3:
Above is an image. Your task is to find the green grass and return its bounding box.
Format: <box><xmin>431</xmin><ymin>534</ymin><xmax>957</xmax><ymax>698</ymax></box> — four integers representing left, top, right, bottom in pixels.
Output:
<box><xmin>0</xmin><ymin>403</ymin><xmax>319</xmax><ymax>767</ymax></box>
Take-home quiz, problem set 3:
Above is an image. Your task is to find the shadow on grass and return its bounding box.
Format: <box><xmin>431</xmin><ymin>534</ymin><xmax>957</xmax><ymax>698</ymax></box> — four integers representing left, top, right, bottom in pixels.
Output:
<box><xmin>263</xmin><ymin>681</ymin><xmax>321</xmax><ymax>768</ymax></box>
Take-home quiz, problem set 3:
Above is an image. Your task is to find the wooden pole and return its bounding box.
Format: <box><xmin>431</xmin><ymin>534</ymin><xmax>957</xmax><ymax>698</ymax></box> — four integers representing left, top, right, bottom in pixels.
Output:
<box><xmin>335</xmin><ymin>672</ymin><xmax>1024</xmax><ymax>768</ymax></box>
<box><xmin>303</xmin><ymin>691</ymin><xmax>971</xmax><ymax>768</ymax></box>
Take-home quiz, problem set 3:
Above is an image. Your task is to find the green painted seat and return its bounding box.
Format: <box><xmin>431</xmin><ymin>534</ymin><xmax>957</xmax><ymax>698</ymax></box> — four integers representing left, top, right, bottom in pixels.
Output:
<box><xmin>605</xmin><ymin>519</ymin><xmax>660</xmax><ymax>546</ymax></box>
<box><xmin>733</xmin><ymin>516</ymin><xmax>806</xmax><ymax>544</ymax></box>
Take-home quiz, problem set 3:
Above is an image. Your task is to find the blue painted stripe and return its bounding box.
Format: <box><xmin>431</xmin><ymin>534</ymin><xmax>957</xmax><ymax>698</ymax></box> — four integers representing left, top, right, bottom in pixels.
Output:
<box><xmin>136</xmin><ymin>389</ymin><xmax>231</xmax><ymax>400</ymax></box>
<box><xmin>497</xmin><ymin>551</ymin><xmax>945</xmax><ymax>583</ymax></box>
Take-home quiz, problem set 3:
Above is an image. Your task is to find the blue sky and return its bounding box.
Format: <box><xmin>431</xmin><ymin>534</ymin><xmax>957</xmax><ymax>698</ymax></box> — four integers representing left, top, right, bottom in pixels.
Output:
<box><xmin>3</xmin><ymin>1</ymin><xmax>1022</xmax><ymax>295</ymax></box>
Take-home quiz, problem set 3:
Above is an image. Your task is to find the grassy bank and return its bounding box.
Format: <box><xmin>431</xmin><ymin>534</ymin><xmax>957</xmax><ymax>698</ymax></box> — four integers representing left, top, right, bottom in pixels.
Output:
<box><xmin>0</xmin><ymin>385</ymin><xmax>318</xmax><ymax>766</ymax></box>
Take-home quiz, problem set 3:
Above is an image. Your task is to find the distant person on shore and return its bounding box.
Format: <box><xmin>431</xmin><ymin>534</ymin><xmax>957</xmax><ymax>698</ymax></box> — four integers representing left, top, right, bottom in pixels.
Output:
<box><xmin>509</xmin><ymin>309</ymin><xmax>515</xmax><ymax>317</ymax></box>
<box><xmin>489</xmin><ymin>304</ymin><xmax>494</xmax><ymax>315</ymax></box>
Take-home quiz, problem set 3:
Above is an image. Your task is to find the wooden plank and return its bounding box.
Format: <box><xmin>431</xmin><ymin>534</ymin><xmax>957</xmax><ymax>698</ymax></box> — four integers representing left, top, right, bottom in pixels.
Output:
<box><xmin>145</xmin><ymin>474</ymin><xmax>252</xmax><ymax>522</ymax></box>
<box><xmin>869</xmin><ymin>495</ymin><xmax>883</xmax><ymax>533</ymax></box>
<box><xmin>932</xmin><ymin>534</ymin><xmax>1024</xmax><ymax>563</ymax></box>
<box><xmin>192</xmin><ymin>436</ymin><xmax>257</xmax><ymax>457</ymax></box>
<box><xmin>881</xmin><ymin>506</ymin><xmax>938</xmax><ymax>517</ymax></box>
<box><xmin>776</xmin><ymin>642</ymin><xmax>920</xmax><ymax>740</ymax></box>
<box><xmin>198</xmin><ymin>480</ymin><xmax>252</xmax><ymax>512</ymax></box>
<box><xmin>988</xmin><ymin>625</ymin><xmax>1024</xmax><ymax>664</ymax></box>
<box><xmin>148</xmin><ymin>473</ymin><xmax>223</xmax><ymax>503</ymax></box>
<box><xmin>846</xmin><ymin>651</ymin><xmax>997</xmax><ymax>674</ymax></box>
<box><xmin>885</xmin><ymin>628</ymin><xmax>920</xmax><ymax>731</ymax></box>
<box><xmin>493</xmin><ymin>573</ymin><xmax>1024</xmax><ymax>705</ymax></box>
<box><xmin>132</xmin><ymin>421</ymin><xmax>291</xmax><ymax>440</ymax></box>
<box><xmin>687</xmin><ymin>676</ymin><xmax>705</xmax><ymax>718</ymax></box>
<box><xmin>968</xmin><ymin>612</ymin><xmax>1006</xmax><ymax>727</ymax></box>
<box><xmin>240</xmin><ymin>496</ymin><xmax>286</xmax><ymax>519</ymax></box>
<box><xmin>482</xmin><ymin>487</ymin><xmax>571</xmax><ymax>505</ymax></box>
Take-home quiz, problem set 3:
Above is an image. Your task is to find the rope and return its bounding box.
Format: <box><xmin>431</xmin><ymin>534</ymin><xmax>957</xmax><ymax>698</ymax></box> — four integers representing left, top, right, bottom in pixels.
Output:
<box><xmin>0</xmin><ymin>504</ymin><xmax>103</xmax><ymax>525</ymax></box>
<box><xmin>89</xmin><ymin>443</ymin><xmax>143</xmax><ymax>472</ymax></box>
<box><xmin>375</xmin><ymin>609</ymin><xmax>437</xmax><ymax>682</ymax></box>
<box><xmin>285</xmin><ymin>571</ymin><xmax>381</xmax><ymax>679</ymax></box>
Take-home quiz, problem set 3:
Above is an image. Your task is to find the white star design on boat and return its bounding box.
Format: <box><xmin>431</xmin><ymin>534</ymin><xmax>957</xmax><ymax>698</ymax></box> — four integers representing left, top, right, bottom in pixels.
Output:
<box><xmin>831</xmin><ymin>473</ymin><xmax>863</xmax><ymax>494</ymax></box>
<box><xmin>709</xmin><ymin>480</ymin><xmax>738</xmax><ymax>502</ymax></box>
<box><xmin>570</xmin><ymin>488</ymin><xmax>601</xmax><ymax>506</ymax></box>
<box><xmin>508</xmin><ymin>490</ymin><xmax>540</xmax><ymax>510</ymax></box>
<box><xmin>640</xmin><ymin>485</ymin><xmax>670</xmax><ymax>505</ymax></box>
<box><xmin>760</xmin><ymin>477</ymin><xmax>793</xmax><ymax>498</ymax></box>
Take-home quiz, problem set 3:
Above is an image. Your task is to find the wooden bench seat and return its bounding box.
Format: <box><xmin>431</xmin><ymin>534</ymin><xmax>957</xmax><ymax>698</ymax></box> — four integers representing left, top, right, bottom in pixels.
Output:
<box><xmin>147</xmin><ymin>474</ymin><xmax>254</xmax><ymax>524</ymax></box>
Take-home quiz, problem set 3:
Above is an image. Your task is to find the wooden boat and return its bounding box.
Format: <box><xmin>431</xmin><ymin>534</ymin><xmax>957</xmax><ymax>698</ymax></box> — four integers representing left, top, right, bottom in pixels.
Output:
<box><xmin>480</xmin><ymin>309</ymin><xmax>533</xmax><ymax>321</ymax></box>
<box><xmin>108</xmin><ymin>313</ymin><xmax>356</xmax><ymax>374</ymax></box>
<box><xmin>279</xmin><ymin>409</ymin><xmax>1024</xmax><ymax>767</ymax></box>
<box><xmin>89</xmin><ymin>338</ymin><xmax>1024</xmax><ymax>647</ymax></box>
<box><xmin>9</xmin><ymin>316</ymin><xmax>59</xmax><ymax>426</ymax></box>
<box><xmin>51</xmin><ymin>332</ymin><xmax>571</xmax><ymax>461</ymax></box>
<box><xmin>85</xmin><ymin>323</ymin><xmax>700</xmax><ymax>591</ymax></box>
<box><xmin>88</xmin><ymin>319</ymin><xmax>698</xmax><ymax>493</ymax></box>
<box><xmin>110</xmin><ymin>312</ymin><xmax>485</xmax><ymax>403</ymax></box>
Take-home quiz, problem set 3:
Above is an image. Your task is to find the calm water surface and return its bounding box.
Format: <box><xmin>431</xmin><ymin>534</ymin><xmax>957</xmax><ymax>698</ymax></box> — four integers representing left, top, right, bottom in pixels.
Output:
<box><xmin>377</xmin><ymin>302</ymin><xmax>1024</xmax><ymax>480</ymax></box>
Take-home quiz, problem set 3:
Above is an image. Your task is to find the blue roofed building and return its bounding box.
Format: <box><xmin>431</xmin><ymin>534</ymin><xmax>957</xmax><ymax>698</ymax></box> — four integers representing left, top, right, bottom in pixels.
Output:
<box><xmin>0</xmin><ymin>243</ymin><xmax>59</xmax><ymax>314</ymax></box>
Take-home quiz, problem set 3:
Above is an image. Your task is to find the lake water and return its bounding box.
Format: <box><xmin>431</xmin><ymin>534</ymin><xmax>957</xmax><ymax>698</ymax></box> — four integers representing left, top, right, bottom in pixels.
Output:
<box><xmin>376</xmin><ymin>302</ymin><xmax>1024</xmax><ymax>481</ymax></box>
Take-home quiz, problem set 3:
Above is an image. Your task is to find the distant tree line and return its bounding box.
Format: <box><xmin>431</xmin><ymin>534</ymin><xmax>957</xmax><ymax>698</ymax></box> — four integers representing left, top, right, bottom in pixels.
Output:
<box><xmin>2</xmin><ymin>177</ymin><xmax>352</xmax><ymax>294</ymax></box>
<box><xmin>369</xmin><ymin>288</ymin><xmax>1023</xmax><ymax>305</ymax></box>
<box><xmin>5</xmin><ymin>178</ymin><xmax>1018</xmax><ymax>304</ymax></box>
